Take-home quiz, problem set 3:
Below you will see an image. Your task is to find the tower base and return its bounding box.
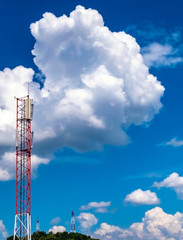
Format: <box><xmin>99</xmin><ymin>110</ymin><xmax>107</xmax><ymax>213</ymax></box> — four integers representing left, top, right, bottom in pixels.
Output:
<box><xmin>13</xmin><ymin>213</ymin><xmax>31</xmax><ymax>240</ymax></box>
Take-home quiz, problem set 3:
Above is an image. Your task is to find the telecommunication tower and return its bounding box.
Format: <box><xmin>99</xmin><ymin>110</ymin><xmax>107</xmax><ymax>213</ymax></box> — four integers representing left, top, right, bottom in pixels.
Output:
<box><xmin>71</xmin><ymin>211</ymin><xmax>76</xmax><ymax>233</ymax></box>
<box><xmin>36</xmin><ymin>218</ymin><xmax>40</xmax><ymax>232</ymax></box>
<box><xmin>13</xmin><ymin>95</ymin><xmax>33</xmax><ymax>240</ymax></box>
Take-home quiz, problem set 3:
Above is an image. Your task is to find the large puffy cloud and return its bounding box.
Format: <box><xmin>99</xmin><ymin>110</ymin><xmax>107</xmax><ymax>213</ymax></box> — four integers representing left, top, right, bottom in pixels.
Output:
<box><xmin>124</xmin><ymin>189</ymin><xmax>160</xmax><ymax>205</ymax></box>
<box><xmin>0</xmin><ymin>220</ymin><xmax>8</xmax><ymax>239</ymax></box>
<box><xmin>77</xmin><ymin>213</ymin><xmax>98</xmax><ymax>229</ymax></box>
<box><xmin>80</xmin><ymin>201</ymin><xmax>111</xmax><ymax>213</ymax></box>
<box><xmin>94</xmin><ymin>207</ymin><xmax>183</xmax><ymax>240</ymax></box>
<box><xmin>153</xmin><ymin>172</ymin><xmax>183</xmax><ymax>199</ymax></box>
<box><xmin>0</xmin><ymin>6</ymin><xmax>165</xmax><ymax>180</ymax></box>
<box><xmin>49</xmin><ymin>225</ymin><xmax>66</xmax><ymax>234</ymax></box>
<box><xmin>30</xmin><ymin>5</ymin><xmax>164</xmax><ymax>152</ymax></box>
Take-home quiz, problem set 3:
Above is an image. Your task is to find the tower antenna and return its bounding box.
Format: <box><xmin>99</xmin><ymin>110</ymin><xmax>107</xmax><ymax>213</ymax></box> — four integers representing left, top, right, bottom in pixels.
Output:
<box><xmin>36</xmin><ymin>217</ymin><xmax>40</xmax><ymax>232</ymax></box>
<box><xmin>13</xmin><ymin>95</ymin><xmax>33</xmax><ymax>240</ymax></box>
<box><xmin>28</xmin><ymin>80</ymin><xmax>30</xmax><ymax>96</ymax></box>
<box><xmin>71</xmin><ymin>211</ymin><xmax>76</xmax><ymax>233</ymax></box>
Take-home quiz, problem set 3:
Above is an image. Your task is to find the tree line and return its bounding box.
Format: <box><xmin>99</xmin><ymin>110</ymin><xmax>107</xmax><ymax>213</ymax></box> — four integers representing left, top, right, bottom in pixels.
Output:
<box><xmin>7</xmin><ymin>231</ymin><xmax>100</xmax><ymax>240</ymax></box>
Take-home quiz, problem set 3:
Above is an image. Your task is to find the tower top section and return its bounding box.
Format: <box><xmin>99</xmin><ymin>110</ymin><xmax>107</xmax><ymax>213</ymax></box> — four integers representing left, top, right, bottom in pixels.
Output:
<box><xmin>15</xmin><ymin>95</ymin><xmax>33</xmax><ymax>120</ymax></box>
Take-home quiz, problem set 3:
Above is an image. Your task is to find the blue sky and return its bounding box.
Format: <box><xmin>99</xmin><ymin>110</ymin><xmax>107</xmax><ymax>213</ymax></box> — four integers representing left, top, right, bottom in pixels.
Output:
<box><xmin>0</xmin><ymin>0</ymin><xmax>183</xmax><ymax>239</ymax></box>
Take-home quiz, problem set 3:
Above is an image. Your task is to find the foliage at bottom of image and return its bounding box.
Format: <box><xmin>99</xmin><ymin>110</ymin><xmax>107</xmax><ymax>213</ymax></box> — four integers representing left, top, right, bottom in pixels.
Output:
<box><xmin>7</xmin><ymin>231</ymin><xmax>100</xmax><ymax>240</ymax></box>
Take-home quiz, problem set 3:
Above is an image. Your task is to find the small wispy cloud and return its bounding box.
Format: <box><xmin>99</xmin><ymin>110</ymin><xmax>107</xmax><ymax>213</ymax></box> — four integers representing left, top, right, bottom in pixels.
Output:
<box><xmin>95</xmin><ymin>207</ymin><xmax>108</xmax><ymax>213</ymax></box>
<box><xmin>50</xmin><ymin>217</ymin><xmax>61</xmax><ymax>225</ymax></box>
<box><xmin>160</xmin><ymin>137</ymin><xmax>183</xmax><ymax>147</ymax></box>
<box><xmin>142</xmin><ymin>43</ymin><xmax>183</xmax><ymax>68</ymax></box>
<box><xmin>80</xmin><ymin>201</ymin><xmax>111</xmax><ymax>213</ymax></box>
<box><xmin>126</xmin><ymin>23</ymin><xmax>182</xmax><ymax>45</ymax></box>
<box><xmin>126</xmin><ymin>23</ymin><xmax>183</xmax><ymax>68</ymax></box>
<box><xmin>123</xmin><ymin>171</ymin><xmax>162</xmax><ymax>180</ymax></box>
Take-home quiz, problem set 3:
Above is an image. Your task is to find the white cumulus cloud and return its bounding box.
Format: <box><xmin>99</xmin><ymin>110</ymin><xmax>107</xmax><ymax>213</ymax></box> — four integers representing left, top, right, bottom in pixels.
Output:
<box><xmin>49</xmin><ymin>225</ymin><xmax>66</xmax><ymax>234</ymax></box>
<box><xmin>77</xmin><ymin>212</ymin><xmax>98</xmax><ymax>229</ymax></box>
<box><xmin>124</xmin><ymin>189</ymin><xmax>160</xmax><ymax>205</ymax></box>
<box><xmin>153</xmin><ymin>172</ymin><xmax>183</xmax><ymax>199</ymax></box>
<box><xmin>0</xmin><ymin>5</ymin><xmax>165</xmax><ymax>180</ymax></box>
<box><xmin>29</xmin><ymin>5</ymin><xmax>164</xmax><ymax>152</ymax></box>
<box><xmin>94</xmin><ymin>207</ymin><xmax>183</xmax><ymax>240</ymax></box>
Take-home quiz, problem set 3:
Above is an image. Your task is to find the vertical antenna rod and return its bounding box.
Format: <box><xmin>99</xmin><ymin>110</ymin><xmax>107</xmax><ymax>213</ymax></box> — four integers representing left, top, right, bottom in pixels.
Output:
<box><xmin>71</xmin><ymin>211</ymin><xmax>76</xmax><ymax>233</ymax></box>
<box><xmin>28</xmin><ymin>81</ymin><xmax>30</xmax><ymax>96</ymax></box>
<box><xmin>13</xmin><ymin>95</ymin><xmax>33</xmax><ymax>240</ymax></box>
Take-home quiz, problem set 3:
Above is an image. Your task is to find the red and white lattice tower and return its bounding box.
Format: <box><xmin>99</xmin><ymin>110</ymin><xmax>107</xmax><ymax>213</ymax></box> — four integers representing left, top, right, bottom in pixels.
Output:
<box><xmin>71</xmin><ymin>211</ymin><xmax>76</xmax><ymax>233</ymax></box>
<box><xmin>13</xmin><ymin>95</ymin><xmax>33</xmax><ymax>240</ymax></box>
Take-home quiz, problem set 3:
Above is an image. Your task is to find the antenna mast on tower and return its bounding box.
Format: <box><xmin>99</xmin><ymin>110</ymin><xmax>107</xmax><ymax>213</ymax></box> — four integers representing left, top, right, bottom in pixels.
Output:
<box><xmin>71</xmin><ymin>211</ymin><xmax>76</xmax><ymax>233</ymax></box>
<box><xmin>13</xmin><ymin>95</ymin><xmax>33</xmax><ymax>240</ymax></box>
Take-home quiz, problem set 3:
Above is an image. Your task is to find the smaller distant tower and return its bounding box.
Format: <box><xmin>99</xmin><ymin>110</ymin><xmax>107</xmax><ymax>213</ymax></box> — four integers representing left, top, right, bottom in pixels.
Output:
<box><xmin>36</xmin><ymin>218</ymin><xmax>40</xmax><ymax>232</ymax></box>
<box><xmin>71</xmin><ymin>211</ymin><xmax>76</xmax><ymax>233</ymax></box>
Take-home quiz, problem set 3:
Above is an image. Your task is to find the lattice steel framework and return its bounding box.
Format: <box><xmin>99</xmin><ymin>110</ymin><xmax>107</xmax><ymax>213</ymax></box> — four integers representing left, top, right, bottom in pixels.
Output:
<box><xmin>71</xmin><ymin>211</ymin><xmax>76</xmax><ymax>233</ymax></box>
<box><xmin>14</xmin><ymin>95</ymin><xmax>33</xmax><ymax>240</ymax></box>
